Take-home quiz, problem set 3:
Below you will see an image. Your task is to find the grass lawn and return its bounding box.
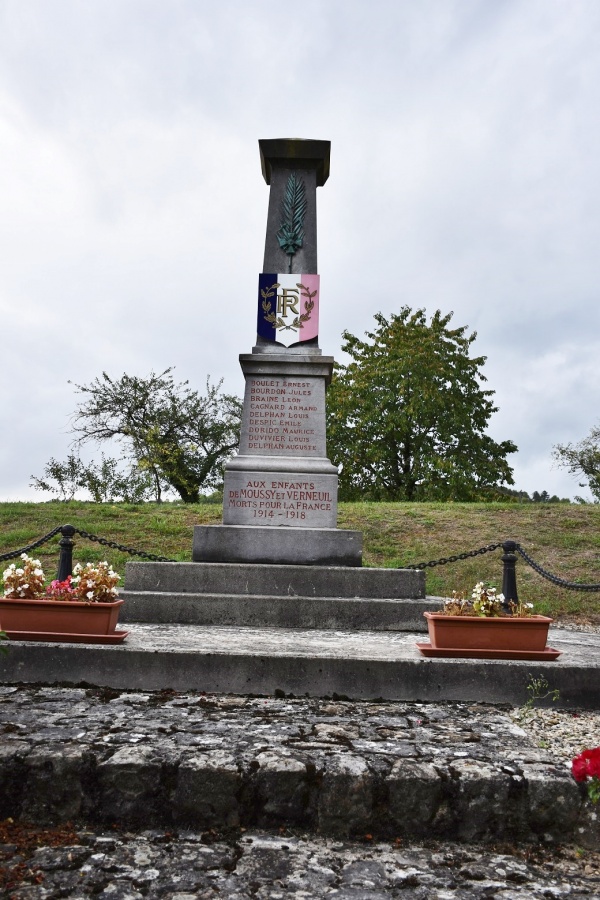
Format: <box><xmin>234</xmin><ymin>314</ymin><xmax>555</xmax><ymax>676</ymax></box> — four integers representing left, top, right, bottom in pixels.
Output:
<box><xmin>1</xmin><ymin>500</ymin><xmax>599</xmax><ymax>622</ymax></box>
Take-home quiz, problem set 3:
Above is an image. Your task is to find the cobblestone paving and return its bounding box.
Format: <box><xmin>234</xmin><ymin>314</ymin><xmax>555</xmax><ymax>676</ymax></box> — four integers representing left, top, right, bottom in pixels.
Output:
<box><xmin>1</xmin><ymin>825</ymin><xmax>600</xmax><ymax>898</ymax></box>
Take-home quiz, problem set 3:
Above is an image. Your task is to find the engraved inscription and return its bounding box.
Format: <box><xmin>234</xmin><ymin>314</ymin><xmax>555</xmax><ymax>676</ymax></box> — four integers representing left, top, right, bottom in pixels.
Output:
<box><xmin>226</xmin><ymin>477</ymin><xmax>334</xmax><ymax>521</ymax></box>
<box><xmin>246</xmin><ymin>378</ymin><xmax>319</xmax><ymax>453</ymax></box>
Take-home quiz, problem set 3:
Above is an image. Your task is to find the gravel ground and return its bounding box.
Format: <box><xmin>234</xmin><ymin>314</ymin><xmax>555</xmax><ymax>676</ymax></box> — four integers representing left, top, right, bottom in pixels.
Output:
<box><xmin>512</xmin><ymin>705</ymin><xmax>600</xmax><ymax>766</ymax></box>
<box><xmin>511</xmin><ymin>620</ymin><xmax>600</xmax><ymax>768</ymax></box>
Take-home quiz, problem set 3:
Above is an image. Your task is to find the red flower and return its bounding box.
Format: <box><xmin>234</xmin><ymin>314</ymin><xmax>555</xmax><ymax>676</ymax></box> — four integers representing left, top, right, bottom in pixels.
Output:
<box><xmin>572</xmin><ymin>747</ymin><xmax>600</xmax><ymax>782</ymax></box>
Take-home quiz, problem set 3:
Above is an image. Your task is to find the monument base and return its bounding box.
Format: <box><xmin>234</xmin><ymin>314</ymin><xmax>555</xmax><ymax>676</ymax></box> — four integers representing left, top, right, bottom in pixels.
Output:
<box><xmin>193</xmin><ymin>524</ymin><xmax>363</xmax><ymax>567</ymax></box>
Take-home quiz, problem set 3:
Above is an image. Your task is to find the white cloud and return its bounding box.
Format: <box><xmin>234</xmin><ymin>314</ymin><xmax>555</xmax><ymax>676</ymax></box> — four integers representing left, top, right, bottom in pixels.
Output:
<box><xmin>1</xmin><ymin>0</ymin><xmax>599</xmax><ymax>502</ymax></box>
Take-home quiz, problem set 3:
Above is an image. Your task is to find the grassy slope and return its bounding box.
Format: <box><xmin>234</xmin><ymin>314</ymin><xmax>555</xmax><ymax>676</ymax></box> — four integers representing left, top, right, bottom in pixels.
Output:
<box><xmin>1</xmin><ymin>501</ymin><xmax>599</xmax><ymax>621</ymax></box>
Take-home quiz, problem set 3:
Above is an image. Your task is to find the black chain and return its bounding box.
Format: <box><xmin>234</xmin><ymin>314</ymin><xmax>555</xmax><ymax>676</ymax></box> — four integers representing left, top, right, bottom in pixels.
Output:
<box><xmin>514</xmin><ymin>543</ymin><xmax>600</xmax><ymax>592</ymax></box>
<box><xmin>0</xmin><ymin>526</ymin><xmax>63</xmax><ymax>562</ymax></box>
<box><xmin>402</xmin><ymin>542</ymin><xmax>504</xmax><ymax>570</ymax></box>
<box><xmin>4</xmin><ymin>526</ymin><xmax>600</xmax><ymax>590</ymax></box>
<box><xmin>73</xmin><ymin>528</ymin><xmax>175</xmax><ymax>562</ymax></box>
<box><xmin>0</xmin><ymin>525</ymin><xmax>174</xmax><ymax>565</ymax></box>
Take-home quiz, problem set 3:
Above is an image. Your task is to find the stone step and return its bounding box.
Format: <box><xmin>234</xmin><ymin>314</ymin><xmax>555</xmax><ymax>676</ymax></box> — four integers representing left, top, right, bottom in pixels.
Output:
<box><xmin>119</xmin><ymin>591</ymin><xmax>439</xmax><ymax>631</ymax></box>
<box><xmin>123</xmin><ymin>561</ymin><xmax>425</xmax><ymax>600</ymax></box>
<box><xmin>2</xmin><ymin>623</ymin><xmax>599</xmax><ymax>709</ymax></box>
<box><xmin>1</xmin><ymin>684</ymin><xmax>597</xmax><ymax>847</ymax></box>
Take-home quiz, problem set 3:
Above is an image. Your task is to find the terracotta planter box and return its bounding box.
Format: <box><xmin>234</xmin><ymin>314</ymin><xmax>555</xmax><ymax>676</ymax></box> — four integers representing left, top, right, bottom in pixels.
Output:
<box><xmin>0</xmin><ymin>596</ymin><xmax>123</xmax><ymax>636</ymax></box>
<box><xmin>424</xmin><ymin>611</ymin><xmax>553</xmax><ymax>652</ymax></box>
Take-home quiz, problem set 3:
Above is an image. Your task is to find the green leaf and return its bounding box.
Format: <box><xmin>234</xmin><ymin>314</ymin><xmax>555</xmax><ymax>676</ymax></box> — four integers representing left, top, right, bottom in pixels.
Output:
<box><xmin>276</xmin><ymin>172</ymin><xmax>307</xmax><ymax>260</ymax></box>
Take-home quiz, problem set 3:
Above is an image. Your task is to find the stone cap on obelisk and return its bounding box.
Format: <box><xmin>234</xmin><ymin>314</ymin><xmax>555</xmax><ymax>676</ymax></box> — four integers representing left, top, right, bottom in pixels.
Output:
<box><xmin>259</xmin><ymin>139</ymin><xmax>331</xmax><ymax>186</ymax></box>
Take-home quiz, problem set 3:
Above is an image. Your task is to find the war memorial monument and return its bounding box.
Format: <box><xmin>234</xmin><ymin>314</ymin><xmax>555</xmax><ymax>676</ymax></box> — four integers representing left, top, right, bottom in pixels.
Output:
<box><xmin>193</xmin><ymin>138</ymin><xmax>362</xmax><ymax>567</ymax></box>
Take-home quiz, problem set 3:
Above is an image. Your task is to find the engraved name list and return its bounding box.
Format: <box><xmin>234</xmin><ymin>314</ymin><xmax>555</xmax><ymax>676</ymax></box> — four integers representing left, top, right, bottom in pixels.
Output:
<box><xmin>245</xmin><ymin>377</ymin><xmax>319</xmax><ymax>454</ymax></box>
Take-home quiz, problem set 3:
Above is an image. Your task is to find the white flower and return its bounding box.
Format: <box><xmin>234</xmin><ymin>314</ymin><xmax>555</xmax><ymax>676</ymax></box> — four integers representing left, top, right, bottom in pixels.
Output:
<box><xmin>86</xmin><ymin>591</ymin><xmax>94</xmax><ymax>600</ymax></box>
<box><xmin>34</xmin><ymin>569</ymin><xmax>43</xmax><ymax>577</ymax></box>
<box><xmin>16</xmin><ymin>568</ymin><xmax>24</xmax><ymax>576</ymax></box>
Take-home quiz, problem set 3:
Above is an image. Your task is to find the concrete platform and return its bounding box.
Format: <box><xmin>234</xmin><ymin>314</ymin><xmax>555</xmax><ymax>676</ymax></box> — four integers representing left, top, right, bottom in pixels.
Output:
<box><xmin>2</xmin><ymin>624</ymin><xmax>599</xmax><ymax>708</ymax></box>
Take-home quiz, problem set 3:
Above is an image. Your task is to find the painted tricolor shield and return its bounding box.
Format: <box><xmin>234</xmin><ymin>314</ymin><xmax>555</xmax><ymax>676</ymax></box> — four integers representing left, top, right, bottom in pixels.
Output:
<box><xmin>257</xmin><ymin>274</ymin><xmax>320</xmax><ymax>347</ymax></box>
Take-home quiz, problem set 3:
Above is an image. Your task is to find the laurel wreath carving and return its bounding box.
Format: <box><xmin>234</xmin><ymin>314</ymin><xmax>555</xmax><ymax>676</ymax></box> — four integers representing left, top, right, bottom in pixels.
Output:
<box><xmin>277</xmin><ymin>172</ymin><xmax>307</xmax><ymax>272</ymax></box>
<box><xmin>261</xmin><ymin>282</ymin><xmax>317</xmax><ymax>332</ymax></box>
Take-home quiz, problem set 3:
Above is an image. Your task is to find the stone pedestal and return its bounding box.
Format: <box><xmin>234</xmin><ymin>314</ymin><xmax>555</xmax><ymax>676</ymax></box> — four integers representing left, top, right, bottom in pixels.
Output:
<box><xmin>223</xmin><ymin>352</ymin><xmax>337</xmax><ymax>529</ymax></box>
<box><xmin>194</xmin><ymin>350</ymin><xmax>362</xmax><ymax>565</ymax></box>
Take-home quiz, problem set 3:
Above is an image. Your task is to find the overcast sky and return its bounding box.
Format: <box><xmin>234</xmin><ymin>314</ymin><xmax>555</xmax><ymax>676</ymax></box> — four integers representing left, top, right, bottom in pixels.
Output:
<box><xmin>1</xmin><ymin>0</ymin><xmax>599</xmax><ymax>502</ymax></box>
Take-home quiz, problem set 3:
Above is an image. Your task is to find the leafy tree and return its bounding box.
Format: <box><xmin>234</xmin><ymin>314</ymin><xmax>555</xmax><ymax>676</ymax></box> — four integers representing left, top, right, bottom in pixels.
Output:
<box><xmin>30</xmin><ymin>454</ymin><xmax>88</xmax><ymax>502</ymax></box>
<box><xmin>495</xmin><ymin>487</ymin><xmax>532</xmax><ymax>502</ymax></box>
<box><xmin>553</xmin><ymin>425</ymin><xmax>600</xmax><ymax>501</ymax></box>
<box><xmin>532</xmin><ymin>490</ymin><xmax>549</xmax><ymax>503</ymax></box>
<box><xmin>326</xmin><ymin>308</ymin><xmax>517</xmax><ymax>501</ymax></box>
<box><xmin>67</xmin><ymin>369</ymin><xmax>242</xmax><ymax>503</ymax></box>
<box><xmin>82</xmin><ymin>455</ymin><xmax>156</xmax><ymax>503</ymax></box>
<box><xmin>532</xmin><ymin>490</ymin><xmax>566</xmax><ymax>503</ymax></box>
<box><xmin>31</xmin><ymin>454</ymin><xmax>155</xmax><ymax>502</ymax></box>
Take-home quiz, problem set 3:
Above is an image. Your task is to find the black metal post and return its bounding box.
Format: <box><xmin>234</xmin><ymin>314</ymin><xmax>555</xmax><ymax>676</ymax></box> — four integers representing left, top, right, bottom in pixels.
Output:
<box><xmin>501</xmin><ymin>540</ymin><xmax>518</xmax><ymax>613</ymax></box>
<box><xmin>57</xmin><ymin>524</ymin><xmax>76</xmax><ymax>581</ymax></box>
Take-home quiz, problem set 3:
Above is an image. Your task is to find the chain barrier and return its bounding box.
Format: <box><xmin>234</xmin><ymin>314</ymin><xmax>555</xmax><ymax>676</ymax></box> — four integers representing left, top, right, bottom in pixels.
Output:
<box><xmin>0</xmin><ymin>526</ymin><xmax>63</xmax><ymax>562</ymax></box>
<box><xmin>73</xmin><ymin>528</ymin><xmax>175</xmax><ymax>563</ymax></box>
<box><xmin>0</xmin><ymin>524</ymin><xmax>174</xmax><ymax>565</ymax></box>
<box><xmin>514</xmin><ymin>543</ymin><xmax>600</xmax><ymax>592</ymax></box>
<box><xmin>3</xmin><ymin>526</ymin><xmax>600</xmax><ymax>589</ymax></box>
<box><xmin>402</xmin><ymin>542</ymin><xmax>505</xmax><ymax>570</ymax></box>
<box><xmin>403</xmin><ymin>539</ymin><xmax>600</xmax><ymax>593</ymax></box>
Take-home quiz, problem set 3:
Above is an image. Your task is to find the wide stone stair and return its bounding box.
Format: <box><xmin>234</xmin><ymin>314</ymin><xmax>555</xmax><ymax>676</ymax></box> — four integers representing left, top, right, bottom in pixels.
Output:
<box><xmin>119</xmin><ymin>561</ymin><xmax>429</xmax><ymax>630</ymax></box>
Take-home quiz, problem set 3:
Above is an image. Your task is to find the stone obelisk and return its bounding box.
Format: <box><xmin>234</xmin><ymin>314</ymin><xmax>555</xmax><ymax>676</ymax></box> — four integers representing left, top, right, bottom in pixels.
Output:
<box><xmin>193</xmin><ymin>139</ymin><xmax>362</xmax><ymax>566</ymax></box>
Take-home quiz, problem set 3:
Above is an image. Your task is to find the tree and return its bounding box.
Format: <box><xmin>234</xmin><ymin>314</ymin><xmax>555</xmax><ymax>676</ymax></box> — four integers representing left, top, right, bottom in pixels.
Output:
<box><xmin>496</xmin><ymin>487</ymin><xmax>532</xmax><ymax>502</ymax></box>
<box><xmin>553</xmin><ymin>426</ymin><xmax>600</xmax><ymax>501</ymax></box>
<box><xmin>31</xmin><ymin>454</ymin><xmax>155</xmax><ymax>503</ymax></box>
<box><xmin>30</xmin><ymin>454</ymin><xmax>88</xmax><ymax>502</ymax></box>
<box><xmin>531</xmin><ymin>490</ymin><xmax>564</xmax><ymax>503</ymax></box>
<box><xmin>68</xmin><ymin>369</ymin><xmax>242</xmax><ymax>503</ymax></box>
<box><xmin>326</xmin><ymin>308</ymin><xmax>517</xmax><ymax>501</ymax></box>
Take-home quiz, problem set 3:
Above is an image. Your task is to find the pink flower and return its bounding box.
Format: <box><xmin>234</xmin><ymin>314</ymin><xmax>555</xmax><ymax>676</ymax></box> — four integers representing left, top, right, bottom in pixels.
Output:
<box><xmin>46</xmin><ymin>575</ymin><xmax>75</xmax><ymax>600</ymax></box>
